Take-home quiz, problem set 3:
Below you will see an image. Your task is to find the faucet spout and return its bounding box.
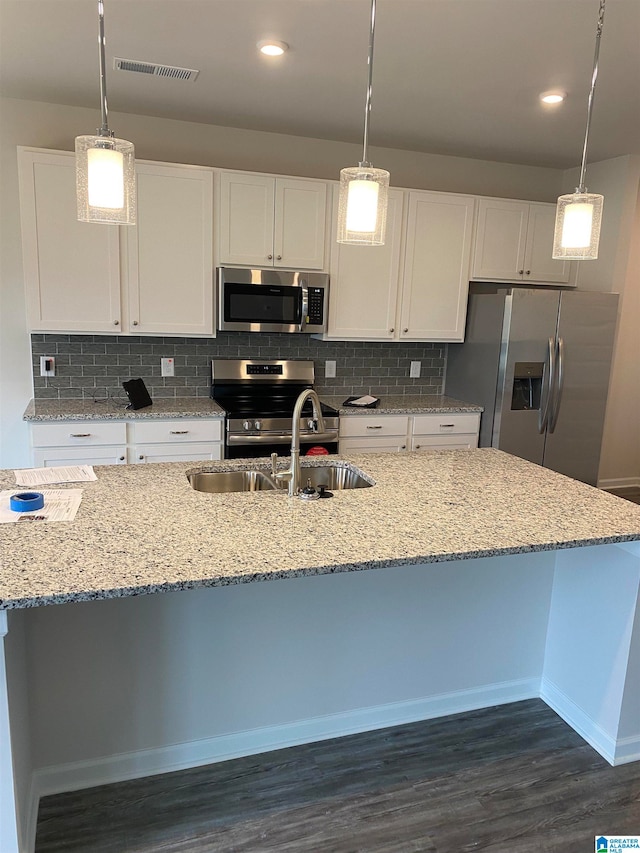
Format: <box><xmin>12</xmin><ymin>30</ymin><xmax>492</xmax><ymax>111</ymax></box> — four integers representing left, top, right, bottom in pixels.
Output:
<box><xmin>275</xmin><ymin>389</ymin><xmax>326</xmax><ymax>497</ymax></box>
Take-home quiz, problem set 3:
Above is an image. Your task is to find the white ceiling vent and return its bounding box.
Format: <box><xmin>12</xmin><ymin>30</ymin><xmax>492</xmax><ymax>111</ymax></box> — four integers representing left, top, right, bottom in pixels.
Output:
<box><xmin>114</xmin><ymin>58</ymin><xmax>199</xmax><ymax>82</ymax></box>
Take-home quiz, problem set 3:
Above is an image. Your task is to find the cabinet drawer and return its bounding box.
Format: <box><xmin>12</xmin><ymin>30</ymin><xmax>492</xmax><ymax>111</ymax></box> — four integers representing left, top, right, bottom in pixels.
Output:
<box><xmin>130</xmin><ymin>418</ymin><xmax>222</xmax><ymax>444</ymax></box>
<box><xmin>410</xmin><ymin>434</ymin><xmax>478</xmax><ymax>452</ymax></box>
<box><xmin>31</xmin><ymin>421</ymin><xmax>127</xmax><ymax>447</ymax></box>
<box><xmin>339</xmin><ymin>415</ymin><xmax>409</xmax><ymax>438</ymax></box>
<box><xmin>412</xmin><ymin>413</ymin><xmax>480</xmax><ymax>436</ymax></box>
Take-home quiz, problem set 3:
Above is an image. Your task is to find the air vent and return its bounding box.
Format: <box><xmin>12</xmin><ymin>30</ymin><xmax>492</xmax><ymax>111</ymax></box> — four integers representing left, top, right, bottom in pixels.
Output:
<box><xmin>114</xmin><ymin>58</ymin><xmax>199</xmax><ymax>82</ymax></box>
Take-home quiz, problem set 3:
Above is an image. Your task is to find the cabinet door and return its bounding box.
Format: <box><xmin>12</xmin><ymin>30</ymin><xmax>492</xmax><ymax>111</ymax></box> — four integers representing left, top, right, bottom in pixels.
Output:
<box><xmin>471</xmin><ymin>198</ymin><xmax>528</xmax><ymax>280</ymax></box>
<box><xmin>18</xmin><ymin>148</ymin><xmax>122</xmax><ymax>333</ymax></box>
<box><xmin>523</xmin><ymin>203</ymin><xmax>572</xmax><ymax>284</ymax></box>
<box><xmin>127</xmin><ymin>163</ymin><xmax>214</xmax><ymax>335</ymax></box>
<box><xmin>400</xmin><ymin>192</ymin><xmax>475</xmax><ymax>341</ymax></box>
<box><xmin>217</xmin><ymin>172</ymin><xmax>275</xmax><ymax>266</ymax></box>
<box><xmin>274</xmin><ymin>178</ymin><xmax>327</xmax><ymax>270</ymax></box>
<box><xmin>327</xmin><ymin>188</ymin><xmax>404</xmax><ymax>339</ymax></box>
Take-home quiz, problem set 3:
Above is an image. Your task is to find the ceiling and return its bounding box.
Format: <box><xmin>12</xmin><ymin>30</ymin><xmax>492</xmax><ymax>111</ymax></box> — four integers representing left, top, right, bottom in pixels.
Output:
<box><xmin>1</xmin><ymin>0</ymin><xmax>639</xmax><ymax>170</ymax></box>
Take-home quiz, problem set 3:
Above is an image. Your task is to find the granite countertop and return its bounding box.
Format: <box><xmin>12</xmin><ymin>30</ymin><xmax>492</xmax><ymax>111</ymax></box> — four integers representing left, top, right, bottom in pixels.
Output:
<box><xmin>23</xmin><ymin>397</ymin><xmax>225</xmax><ymax>421</ymax></box>
<box><xmin>23</xmin><ymin>394</ymin><xmax>480</xmax><ymax>422</ymax></box>
<box><xmin>1</xmin><ymin>449</ymin><xmax>639</xmax><ymax>610</ymax></box>
<box><xmin>323</xmin><ymin>395</ymin><xmax>483</xmax><ymax>415</ymax></box>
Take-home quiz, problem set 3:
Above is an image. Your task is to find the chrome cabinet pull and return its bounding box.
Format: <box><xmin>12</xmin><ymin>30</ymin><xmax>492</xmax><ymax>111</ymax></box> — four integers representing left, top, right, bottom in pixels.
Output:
<box><xmin>113</xmin><ymin>320</ymin><xmax>119</xmax><ymax>325</ymax></box>
<box><xmin>70</xmin><ymin>433</ymin><xmax>91</xmax><ymax>438</ymax></box>
<box><xmin>439</xmin><ymin>424</ymin><xmax>455</xmax><ymax>429</ymax></box>
<box><xmin>267</xmin><ymin>254</ymin><xmax>273</xmax><ymax>260</ymax></box>
<box><xmin>132</xmin><ymin>320</ymin><xmax>139</xmax><ymax>326</ymax></box>
<box><xmin>169</xmin><ymin>430</ymin><xmax>189</xmax><ymax>435</ymax></box>
<box><xmin>366</xmin><ymin>425</ymin><xmax>383</xmax><ymax>430</ymax></box>
<box><xmin>276</xmin><ymin>254</ymin><xmax>282</xmax><ymax>260</ymax></box>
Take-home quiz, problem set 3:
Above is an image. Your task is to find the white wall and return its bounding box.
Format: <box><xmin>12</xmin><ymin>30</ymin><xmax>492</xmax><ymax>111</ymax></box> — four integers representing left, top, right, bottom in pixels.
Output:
<box><xmin>561</xmin><ymin>156</ymin><xmax>640</xmax><ymax>486</ymax></box>
<box><xmin>0</xmin><ymin>96</ymin><xmax>564</xmax><ymax>469</ymax></box>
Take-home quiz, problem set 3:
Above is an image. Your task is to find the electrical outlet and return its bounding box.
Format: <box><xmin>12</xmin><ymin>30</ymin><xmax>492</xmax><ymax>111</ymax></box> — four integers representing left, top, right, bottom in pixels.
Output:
<box><xmin>161</xmin><ymin>357</ymin><xmax>175</xmax><ymax>377</ymax></box>
<box><xmin>40</xmin><ymin>356</ymin><xmax>55</xmax><ymax>377</ymax></box>
<box><xmin>325</xmin><ymin>360</ymin><xmax>337</xmax><ymax>378</ymax></box>
<box><xmin>410</xmin><ymin>361</ymin><xmax>421</xmax><ymax>378</ymax></box>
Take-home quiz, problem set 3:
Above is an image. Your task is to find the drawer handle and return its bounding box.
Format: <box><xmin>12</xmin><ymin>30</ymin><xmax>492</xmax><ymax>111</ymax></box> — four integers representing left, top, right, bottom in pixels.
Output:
<box><xmin>169</xmin><ymin>430</ymin><xmax>189</xmax><ymax>435</ymax></box>
<box><xmin>440</xmin><ymin>424</ymin><xmax>455</xmax><ymax>429</ymax></box>
<box><xmin>70</xmin><ymin>433</ymin><xmax>91</xmax><ymax>438</ymax></box>
<box><xmin>366</xmin><ymin>425</ymin><xmax>383</xmax><ymax>430</ymax></box>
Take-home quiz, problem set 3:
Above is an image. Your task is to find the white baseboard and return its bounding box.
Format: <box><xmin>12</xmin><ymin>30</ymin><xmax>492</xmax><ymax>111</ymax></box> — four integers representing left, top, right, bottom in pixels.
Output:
<box><xmin>540</xmin><ymin>677</ymin><xmax>640</xmax><ymax>766</ymax></box>
<box><xmin>26</xmin><ymin>677</ymin><xmax>539</xmax><ymax>850</ymax></box>
<box><xmin>598</xmin><ymin>476</ymin><xmax>640</xmax><ymax>490</ymax></box>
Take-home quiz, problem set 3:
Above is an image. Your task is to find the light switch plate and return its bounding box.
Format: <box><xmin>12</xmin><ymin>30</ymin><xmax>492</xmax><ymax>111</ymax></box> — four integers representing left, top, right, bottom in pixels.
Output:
<box><xmin>410</xmin><ymin>361</ymin><xmax>421</xmax><ymax>378</ymax></box>
<box><xmin>325</xmin><ymin>360</ymin><xmax>337</xmax><ymax>379</ymax></box>
<box><xmin>161</xmin><ymin>357</ymin><xmax>175</xmax><ymax>377</ymax></box>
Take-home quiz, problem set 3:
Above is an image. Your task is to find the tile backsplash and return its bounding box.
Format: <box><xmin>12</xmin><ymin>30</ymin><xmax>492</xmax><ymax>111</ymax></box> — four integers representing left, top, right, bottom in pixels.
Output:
<box><xmin>31</xmin><ymin>333</ymin><xmax>446</xmax><ymax>401</ymax></box>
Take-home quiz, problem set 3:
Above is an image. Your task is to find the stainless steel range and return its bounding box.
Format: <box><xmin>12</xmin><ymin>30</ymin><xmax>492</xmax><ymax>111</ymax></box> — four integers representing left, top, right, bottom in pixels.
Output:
<box><xmin>211</xmin><ymin>360</ymin><xmax>339</xmax><ymax>459</ymax></box>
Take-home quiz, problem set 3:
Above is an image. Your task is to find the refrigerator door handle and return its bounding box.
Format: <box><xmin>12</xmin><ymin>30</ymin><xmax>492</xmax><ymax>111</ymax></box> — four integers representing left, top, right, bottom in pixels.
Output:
<box><xmin>538</xmin><ymin>336</ymin><xmax>555</xmax><ymax>434</ymax></box>
<box><xmin>548</xmin><ymin>336</ymin><xmax>565</xmax><ymax>433</ymax></box>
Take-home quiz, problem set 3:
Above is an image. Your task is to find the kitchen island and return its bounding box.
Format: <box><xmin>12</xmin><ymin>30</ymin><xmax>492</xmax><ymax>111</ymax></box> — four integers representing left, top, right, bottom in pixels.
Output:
<box><xmin>1</xmin><ymin>449</ymin><xmax>640</xmax><ymax>851</ymax></box>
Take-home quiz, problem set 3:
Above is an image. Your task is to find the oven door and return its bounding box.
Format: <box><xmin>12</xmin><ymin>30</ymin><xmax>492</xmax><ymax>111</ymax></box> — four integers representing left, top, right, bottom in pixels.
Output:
<box><xmin>226</xmin><ymin>438</ymin><xmax>339</xmax><ymax>459</ymax></box>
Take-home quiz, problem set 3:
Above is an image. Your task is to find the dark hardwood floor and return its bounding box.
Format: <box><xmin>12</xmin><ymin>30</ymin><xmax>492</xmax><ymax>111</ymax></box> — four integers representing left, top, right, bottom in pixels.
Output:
<box><xmin>35</xmin><ymin>699</ymin><xmax>640</xmax><ymax>852</ymax></box>
<box><xmin>606</xmin><ymin>487</ymin><xmax>640</xmax><ymax>505</ymax></box>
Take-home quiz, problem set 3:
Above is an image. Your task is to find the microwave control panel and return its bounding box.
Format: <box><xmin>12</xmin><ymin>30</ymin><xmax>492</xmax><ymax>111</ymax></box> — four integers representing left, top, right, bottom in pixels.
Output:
<box><xmin>307</xmin><ymin>287</ymin><xmax>325</xmax><ymax>325</ymax></box>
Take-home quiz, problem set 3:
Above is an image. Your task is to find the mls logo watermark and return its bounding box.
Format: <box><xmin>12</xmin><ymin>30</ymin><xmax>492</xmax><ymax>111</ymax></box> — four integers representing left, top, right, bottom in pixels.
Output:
<box><xmin>596</xmin><ymin>837</ymin><xmax>640</xmax><ymax>852</ymax></box>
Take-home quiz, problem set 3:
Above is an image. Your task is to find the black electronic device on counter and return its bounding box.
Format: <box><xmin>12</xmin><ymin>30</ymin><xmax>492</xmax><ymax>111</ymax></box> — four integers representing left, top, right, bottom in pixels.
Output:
<box><xmin>122</xmin><ymin>378</ymin><xmax>153</xmax><ymax>410</ymax></box>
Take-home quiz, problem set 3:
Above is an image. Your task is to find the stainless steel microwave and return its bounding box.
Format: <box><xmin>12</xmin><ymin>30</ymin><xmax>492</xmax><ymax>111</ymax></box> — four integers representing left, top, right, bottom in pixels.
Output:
<box><xmin>217</xmin><ymin>267</ymin><xmax>329</xmax><ymax>334</ymax></box>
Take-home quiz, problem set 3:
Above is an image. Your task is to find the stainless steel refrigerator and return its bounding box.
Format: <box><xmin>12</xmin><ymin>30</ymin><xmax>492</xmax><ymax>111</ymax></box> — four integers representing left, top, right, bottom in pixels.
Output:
<box><xmin>446</xmin><ymin>287</ymin><xmax>618</xmax><ymax>485</ymax></box>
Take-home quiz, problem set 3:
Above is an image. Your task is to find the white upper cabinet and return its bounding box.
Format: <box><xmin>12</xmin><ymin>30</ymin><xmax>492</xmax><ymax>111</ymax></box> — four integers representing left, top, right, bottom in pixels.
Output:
<box><xmin>471</xmin><ymin>198</ymin><xmax>572</xmax><ymax>284</ymax></box>
<box><xmin>126</xmin><ymin>162</ymin><xmax>214</xmax><ymax>336</ymax></box>
<box><xmin>326</xmin><ymin>188</ymin><xmax>474</xmax><ymax>342</ymax></box>
<box><xmin>217</xmin><ymin>172</ymin><xmax>328</xmax><ymax>270</ymax></box>
<box><xmin>400</xmin><ymin>191</ymin><xmax>475</xmax><ymax>341</ymax></box>
<box><xmin>18</xmin><ymin>148</ymin><xmax>215</xmax><ymax>335</ymax></box>
<box><xmin>19</xmin><ymin>149</ymin><xmax>122</xmax><ymax>333</ymax></box>
<box><xmin>328</xmin><ymin>188</ymin><xmax>404</xmax><ymax>339</ymax></box>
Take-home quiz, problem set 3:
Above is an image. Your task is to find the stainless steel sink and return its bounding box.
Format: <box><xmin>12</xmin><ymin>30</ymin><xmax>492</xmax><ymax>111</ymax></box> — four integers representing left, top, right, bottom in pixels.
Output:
<box><xmin>188</xmin><ymin>469</ymin><xmax>277</xmax><ymax>493</ymax></box>
<box><xmin>295</xmin><ymin>463</ymin><xmax>374</xmax><ymax>490</ymax></box>
<box><xmin>188</xmin><ymin>462</ymin><xmax>374</xmax><ymax>494</ymax></box>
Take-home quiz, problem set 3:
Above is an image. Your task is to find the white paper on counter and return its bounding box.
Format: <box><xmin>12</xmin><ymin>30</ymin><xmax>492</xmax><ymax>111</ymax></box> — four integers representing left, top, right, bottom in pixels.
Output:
<box><xmin>0</xmin><ymin>489</ymin><xmax>83</xmax><ymax>523</ymax></box>
<box><xmin>13</xmin><ymin>465</ymin><xmax>97</xmax><ymax>486</ymax></box>
<box><xmin>348</xmin><ymin>395</ymin><xmax>379</xmax><ymax>406</ymax></box>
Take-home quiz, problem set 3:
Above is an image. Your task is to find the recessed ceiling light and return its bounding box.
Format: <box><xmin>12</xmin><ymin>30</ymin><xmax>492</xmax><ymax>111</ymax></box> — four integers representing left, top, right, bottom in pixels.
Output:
<box><xmin>540</xmin><ymin>92</ymin><xmax>566</xmax><ymax>105</ymax></box>
<box><xmin>258</xmin><ymin>40</ymin><xmax>288</xmax><ymax>57</ymax></box>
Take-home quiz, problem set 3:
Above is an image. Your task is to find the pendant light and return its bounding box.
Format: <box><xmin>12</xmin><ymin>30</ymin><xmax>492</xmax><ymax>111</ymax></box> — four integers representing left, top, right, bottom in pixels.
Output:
<box><xmin>76</xmin><ymin>0</ymin><xmax>136</xmax><ymax>224</ymax></box>
<box><xmin>552</xmin><ymin>0</ymin><xmax>606</xmax><ymax>260</ymax></box>
<box><xmin>337</xmin><ymin>0</ymin><xmax>389</xmax><ymax>245</ymax></box>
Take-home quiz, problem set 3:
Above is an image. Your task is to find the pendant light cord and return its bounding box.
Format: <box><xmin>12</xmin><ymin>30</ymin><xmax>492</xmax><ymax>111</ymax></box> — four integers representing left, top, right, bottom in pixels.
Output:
<box><xmin>97</xmin><ymin>0</ymin><xmax>114</xmax><ymax>137</ymax></box>
<box><xmin>577</xmin><ymin>0</ymin><xmax>606</xmax><ymax>192</ymax></box>
<box><xmin>359</xmin><ymin>0</ymin><xmax>377</xmax><ymax>168</ymax></box>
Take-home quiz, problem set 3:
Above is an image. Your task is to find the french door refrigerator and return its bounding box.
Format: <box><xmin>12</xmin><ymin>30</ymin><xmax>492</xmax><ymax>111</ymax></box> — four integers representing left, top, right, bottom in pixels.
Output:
<box><xmin>446</xmin><ymin>287</ymin><xmax>618</xmax><ymax>485</ymax></box>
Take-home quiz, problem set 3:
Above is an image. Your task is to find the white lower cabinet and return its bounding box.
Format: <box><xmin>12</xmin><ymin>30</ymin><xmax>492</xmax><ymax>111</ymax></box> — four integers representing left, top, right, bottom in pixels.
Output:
<box><xmin>130</xmin><ymin>419</ymin><xmax>223</xmax><ymax>463</ymax></box>
<box><xmin>410</xmin><ymin>413</ymin><xmax>481</xmax><ymax>452</ymax></box>
<box><xmin>339</xmin><ymin>413</ymin><xmax>480</xmax><ymax>455</ymax></box>
<box><xmin>30</xmin><ymin>418</ymin><xmax>223</xmax><ymax>466</ymax></box>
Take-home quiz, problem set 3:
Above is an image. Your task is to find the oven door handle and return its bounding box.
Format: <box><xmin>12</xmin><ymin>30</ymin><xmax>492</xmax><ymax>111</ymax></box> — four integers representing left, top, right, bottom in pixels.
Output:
<box><xmin>228</xmin><ymin>431</ymin><xmax>338</xmax><ymax>445</ymax></box>
<box><xmin>299</xmin><ymin>282</ymin><xmax>309</xmax><ymax>332</ymax></box>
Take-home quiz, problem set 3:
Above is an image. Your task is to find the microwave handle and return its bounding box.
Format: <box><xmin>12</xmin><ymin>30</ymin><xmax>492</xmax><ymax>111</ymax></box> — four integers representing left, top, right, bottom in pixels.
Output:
<box><xmin>299</xmin><ymin>281</ymin><xmax>309</xmax><ymax>332</ymax></box>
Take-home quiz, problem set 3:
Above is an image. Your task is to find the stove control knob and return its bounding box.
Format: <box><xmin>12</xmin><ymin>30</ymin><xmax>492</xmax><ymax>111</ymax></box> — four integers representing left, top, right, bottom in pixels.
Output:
<box><xmin>254</xmin><ymin>420</ymin><xmax>262</xmax><ymax>431</ymax></box>
<box><xmin>243</xmin><ymin>420</ymin><xmax>252</xmax><ymax>431</ymax></box>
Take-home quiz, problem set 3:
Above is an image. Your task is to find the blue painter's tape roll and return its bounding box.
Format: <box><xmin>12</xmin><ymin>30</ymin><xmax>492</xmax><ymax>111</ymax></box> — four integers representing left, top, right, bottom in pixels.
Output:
<box><xmin>10</xmin><ymin>492</ymin><xmax>45</xmax><ymax>512</ymax></box>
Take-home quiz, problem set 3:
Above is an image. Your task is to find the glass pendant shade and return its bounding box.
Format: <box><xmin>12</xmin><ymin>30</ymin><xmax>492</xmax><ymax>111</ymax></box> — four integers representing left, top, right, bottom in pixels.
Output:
<box><xmin>552</xmin><ymin>191</ymin><xmax>604</xmax><ymax>260</ymax></box>
<box><xmin>337</xmin><ymin>166</ymin><xmax>390</xmax><ymax>245</ymax></box>
<box><xmin>76</xmin><ymin>136</ymin><xmax>136</xmax><ymax>224</ymax></box>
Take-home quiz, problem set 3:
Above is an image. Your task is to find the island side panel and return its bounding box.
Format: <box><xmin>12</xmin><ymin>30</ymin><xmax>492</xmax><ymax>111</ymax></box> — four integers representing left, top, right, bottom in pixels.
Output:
<box><xmin>541</xmin><ymin>542</ymin><xmax>640</xmax><ymax>765</ymax></box>
<box><xmin>23</xmin><ymin>553</ymin><xmax>555</xmax><ymax>797</ymax></box>
<box><xmin>0</xmin><ymin>612</ymin><xmax>20</xmax><ymax>853</ymax></box>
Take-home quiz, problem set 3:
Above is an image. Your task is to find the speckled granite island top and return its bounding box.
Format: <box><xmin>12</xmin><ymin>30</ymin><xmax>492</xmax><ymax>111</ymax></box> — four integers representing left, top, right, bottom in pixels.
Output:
<box><xmin>23</xmin><ymin>397</ymin><xmax>225</xmax><ymax>421</ymax></box>
<box><xmin>1</xmin><ymin>449</ymin><xmax>639</xmax><ymax>610</ymax></box>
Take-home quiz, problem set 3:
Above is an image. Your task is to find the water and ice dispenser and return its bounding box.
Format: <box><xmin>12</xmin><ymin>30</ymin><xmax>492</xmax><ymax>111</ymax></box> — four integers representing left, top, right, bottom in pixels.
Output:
<box><xmin>511</xmin><ymin>362</ymin><xmax>544</xmax><ymax>410</ymax></box>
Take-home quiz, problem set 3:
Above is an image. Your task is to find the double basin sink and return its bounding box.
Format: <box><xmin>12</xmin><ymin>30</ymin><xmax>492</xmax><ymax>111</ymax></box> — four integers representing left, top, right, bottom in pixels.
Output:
<box><xmin>188</xmin><ymin>462</ymin><xmax>374</xmax><ymax>494</ymax></box>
